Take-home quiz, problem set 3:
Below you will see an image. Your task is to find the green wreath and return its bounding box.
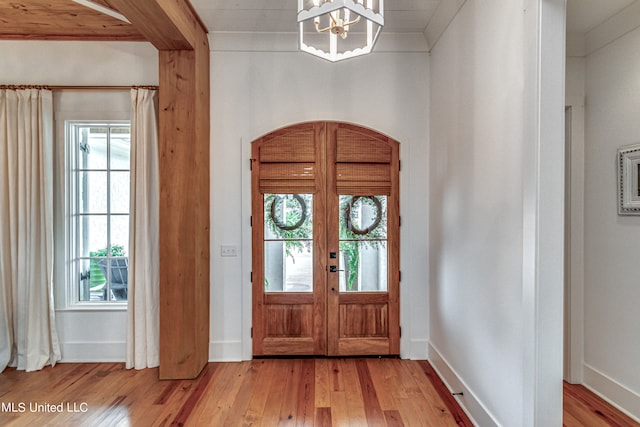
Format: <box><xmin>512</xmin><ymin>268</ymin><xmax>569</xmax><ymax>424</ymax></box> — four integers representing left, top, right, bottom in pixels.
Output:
<box><xmin>270</xmin><ymin>194</ymin><xmax>307</xmax><ymax>231</ymax></box>
<box><xmin>344</xmin><ymin>196</ymin><xmax>382</xmax><ymax>235</ymax></box>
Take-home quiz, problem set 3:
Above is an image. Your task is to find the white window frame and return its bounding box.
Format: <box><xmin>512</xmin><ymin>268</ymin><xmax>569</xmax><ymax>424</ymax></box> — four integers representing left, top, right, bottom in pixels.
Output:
<box><xmin>56</xmin><ymin>117</ymin><xmax>131</xmax><ymax>309</ymax></box>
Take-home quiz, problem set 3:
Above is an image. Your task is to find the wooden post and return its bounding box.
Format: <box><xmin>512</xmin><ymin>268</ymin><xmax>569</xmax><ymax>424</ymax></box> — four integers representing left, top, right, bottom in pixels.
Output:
<box><xmin>157</xmin><ymin>30</ymin><xmax>210</xmax><ymax>380</ymax></box>
<box><xmin>110</xmin><ymin>0</ymin><xmax>211</xmax><ymax>379</ymax></box>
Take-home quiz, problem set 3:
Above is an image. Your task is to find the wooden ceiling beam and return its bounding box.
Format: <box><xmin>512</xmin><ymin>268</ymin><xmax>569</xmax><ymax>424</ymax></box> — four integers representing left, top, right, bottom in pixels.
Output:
<box><xmin>0</xmin><ymin>0</ymin><xmax>144</xmax><ymax>41</ymax></box>
<box><xmin>107</xmin><ymin>0</ymin><xmax>206</xmax><ymax>50</ymax></box>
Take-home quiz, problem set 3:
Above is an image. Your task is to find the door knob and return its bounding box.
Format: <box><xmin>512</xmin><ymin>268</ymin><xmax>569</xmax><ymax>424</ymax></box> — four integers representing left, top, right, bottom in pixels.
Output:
<box><xmin>329</xmin><ymin>266</ymin><xmax>344</xmax><ymax>273</ymax></box>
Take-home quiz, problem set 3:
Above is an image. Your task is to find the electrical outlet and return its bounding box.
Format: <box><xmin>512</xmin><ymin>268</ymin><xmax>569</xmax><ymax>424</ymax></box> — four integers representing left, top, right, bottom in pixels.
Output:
<box><xmin>220</xmin><ymin>245</ymin><xmax>238</xmax><ymax>257</ymax></box>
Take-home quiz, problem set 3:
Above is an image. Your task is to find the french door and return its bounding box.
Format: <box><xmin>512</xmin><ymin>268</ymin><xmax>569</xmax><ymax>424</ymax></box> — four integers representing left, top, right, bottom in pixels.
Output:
<box><xmin>251</xmin><ymin>122</ymin><xmax>399</xmax><ymax>356</ymax></box>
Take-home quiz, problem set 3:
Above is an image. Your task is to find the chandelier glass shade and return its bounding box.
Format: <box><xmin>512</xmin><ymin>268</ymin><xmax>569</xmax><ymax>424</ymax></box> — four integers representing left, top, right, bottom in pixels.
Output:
<box><xmin>298</xmin><ymin>0</ymin><xmax>384</xmax><ymax>62</ymax></box>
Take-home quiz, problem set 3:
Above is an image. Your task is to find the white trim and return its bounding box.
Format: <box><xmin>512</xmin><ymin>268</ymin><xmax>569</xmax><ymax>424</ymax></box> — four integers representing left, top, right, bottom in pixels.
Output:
<box><xmin>209</xmin><ymin>32</ymin><xmax>428</xmax><ymax>54</ymax></box>
<box><xmin>398</xmin><ymin>140</ymin><xmax>430</xmax><ymax>361</ymax></box>
<box><xmin>60</xmin><ymin>342</ymin><xmax>125</xmax><ymax>362</ymax></box>
<box><xmin>209</xmin><ymin>341</ymin><xmax>244</xmax><ymax>362</ymax></box>
<box><xmin>521</xmin><ymin>1</ymin><xmax>566</xmax><ymax>425</ymax></box>
<box><xmin>428</xmin><ymin>343</ymin><xmax>496</xmax><ymax>427</ymax></box>
<box><xmin>564</xmin><ymin>97</ymin><xmax>585</xmax><ymax>384</ymax></box>
<box><xmin>54</xmin><ymin>110</ymin><xmax>130</xmax><ymax>310</ymax></box>
<box><xmin>241</xmin><ymin>137</ymin><xmax>253</xmax><ymax>361</ymax></box>
<box><xmin>583</xmin><ymin>364</ymin><xmax>640</xmax><ymax>423</ymax></box>
<box><xmin>399</xmin><ymin>139</ymin><xmax>412</xmax><ymax>360</ymax></box>
<box><xmin>63</xmin><ymin>120</ymin><xmax>132</xmax><ymax>308</ymax></box>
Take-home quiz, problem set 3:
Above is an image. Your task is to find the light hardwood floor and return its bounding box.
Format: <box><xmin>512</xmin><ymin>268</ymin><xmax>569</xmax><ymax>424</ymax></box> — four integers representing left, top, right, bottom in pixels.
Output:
<box><xmin>0</xmin><ymin>359</ymin><xmax>637</xmax><ymax>426</ymax></box>
<box><xmin>563</xmin><ymin>381</ymin><xmax>639</xmax><ymax>427</ymax></box>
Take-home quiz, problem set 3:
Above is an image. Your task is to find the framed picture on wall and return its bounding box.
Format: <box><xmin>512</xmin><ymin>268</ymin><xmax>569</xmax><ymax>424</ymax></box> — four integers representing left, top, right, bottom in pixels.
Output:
<box><xmin>617</xmin><ymin>143</ymin><xmax>640</xmax><ymax>215</ymax></box>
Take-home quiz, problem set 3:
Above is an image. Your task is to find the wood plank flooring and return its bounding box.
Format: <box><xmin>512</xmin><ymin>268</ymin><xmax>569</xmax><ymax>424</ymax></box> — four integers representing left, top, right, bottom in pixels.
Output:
<box><xmin>0</xmin><ymin>359</ymin><xmax>637</xmax><ymax>426</ymax></box>
<box><xmin>0</xmin><ymin>359</ymin><xmax>469</xmax><ymax>426</ymax></box>
<box><xmin>563</xmin><ymin>381</ymin><xmax>639</xmax><ymax>427</ymax></box>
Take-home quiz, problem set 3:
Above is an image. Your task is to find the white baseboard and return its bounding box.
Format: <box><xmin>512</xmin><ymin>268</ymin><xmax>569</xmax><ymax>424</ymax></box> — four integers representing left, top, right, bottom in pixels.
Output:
<box><xmin>209</xmin><ymin>340</ymin><xmax>243</xmax><ymax>362</ymax></box>
<box><xmin>428</xmin><ymin>342</ymin><xmax>498</xmax><ymax>427</ymax></box>
<box><xmin>60</xmin><ymin>340</ymin><xmax>244</xmax><ymax>363</ymax></box>
<box><xmin>583</xmin><ymin>363</ymin><xmax>640</xmax><ymax>423</ymax></box>
<box><xmin>60</xmin><ymin>341</ymin><xmax>125</xmax><ymax>363</ymax></box>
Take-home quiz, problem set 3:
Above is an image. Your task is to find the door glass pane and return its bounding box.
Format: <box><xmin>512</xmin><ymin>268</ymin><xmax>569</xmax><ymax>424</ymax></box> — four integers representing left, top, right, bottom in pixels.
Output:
<box><xmin>339</xmin><ymin>195</ymin><xmax>388</xmax><ymax>292</ymax></box>
<box><xmin>264</xmin><ymin>194</ymin><xmax>313</xmax><ymax>292</ymax></box>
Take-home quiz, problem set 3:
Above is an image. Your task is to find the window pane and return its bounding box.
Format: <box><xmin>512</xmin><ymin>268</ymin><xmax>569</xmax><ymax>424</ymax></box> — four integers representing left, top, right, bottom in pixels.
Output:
<box><xmin>110</xmin><ymin>172</ymin><xmax>130</xmax><ymax>214</ymax></box>
<box><xmin>79</xmin><ymin>215</ymin><xmax>107</xmax><ymax>257</ymax></box>
<box><xmin>103</xmin><ymin>258</ymin><xmax>128</xmax><ymax>301</ymax></box>
<box><xmin>263</xmin><ymin>193</ymin><xmax>313</xmax><ymax>292</ymax></box>
<box><xmin>110</xmin><ymin>215</ymin><xmax>129</xmax><ymax>257</ymax></box>
<box><xmin>339</xmin><ymin>241</ymin><xmax>387</xmax><ymax>292</ymax></box>
<box><xmin>78</xmin><ymin>259</ymin><xmax>94</xmax><ymax>302</ymax></box>
<box><xmin>79</xmin><ymin>171</ymin><xmax>107</xmax><ymax>214</ymax></box>
<box><xmin>264</xmin><ymin>194</ymin><xmax>313</xmax><ymax>239</ymax></box>
<box><xmin>264</xmin><ymin>241</ymin><xmax>313</xmax><ymax>292</ymax></box>
<box><xmin>110</xmin><ymin>127</ymin><xmax>130</xmax><ymax>170</ymax></box>
<box><xmin>78</xmin><ymin>128</ymin><xmax>107</xmax><ymax>170</ymax></box>
<box><xmin>338</xmin><ymin>195</ymin><xmax>388</xmax><ymax>292</ymax></box>
<box><xmin>339</xmin><ymin>195</ymin><xmax>387</xmax><ymax>240</ymax></box>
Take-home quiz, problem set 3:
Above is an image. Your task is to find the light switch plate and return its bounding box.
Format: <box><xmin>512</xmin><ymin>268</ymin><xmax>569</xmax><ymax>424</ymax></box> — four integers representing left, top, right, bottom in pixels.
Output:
<box><xmin>220</xmin><ymin>245</ymin><xmax>238</xmax><ymax>257</ymax></box>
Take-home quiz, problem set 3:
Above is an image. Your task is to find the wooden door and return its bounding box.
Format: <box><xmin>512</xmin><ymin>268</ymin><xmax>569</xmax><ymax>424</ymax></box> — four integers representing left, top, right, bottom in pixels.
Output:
<box><xmin>252</xmin><ymin>122</ymin><xmax>399</xmax><ymax>356</ymax></box>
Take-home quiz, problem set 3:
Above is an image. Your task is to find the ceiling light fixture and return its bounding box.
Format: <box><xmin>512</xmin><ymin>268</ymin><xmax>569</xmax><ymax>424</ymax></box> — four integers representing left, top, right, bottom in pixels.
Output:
<box><xmin>298</xmin><ymin>0</ymin><xmax>384</xmax><ymax>62</ymax></box>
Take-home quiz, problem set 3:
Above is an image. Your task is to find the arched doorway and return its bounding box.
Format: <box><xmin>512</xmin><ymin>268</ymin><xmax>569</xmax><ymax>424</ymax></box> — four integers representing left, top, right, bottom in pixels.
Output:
<box><xmin>251</xmin><ymin>122</ymin><xmax>400</xmax><ymax>356</ymax></box>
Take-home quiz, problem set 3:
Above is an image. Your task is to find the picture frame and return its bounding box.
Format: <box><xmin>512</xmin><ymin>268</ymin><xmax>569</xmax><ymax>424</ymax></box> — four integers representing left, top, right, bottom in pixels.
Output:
<box><xmin>617</xmin><ymin>143</ymin><xmax>640</xmax><ymax>215</ymax></box>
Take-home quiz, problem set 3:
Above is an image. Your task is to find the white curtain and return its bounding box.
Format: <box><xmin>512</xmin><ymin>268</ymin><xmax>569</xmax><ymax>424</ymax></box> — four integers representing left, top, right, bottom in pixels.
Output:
<box><xmin>0</xmin><ymin>88</ymin><xmax>60</xmax><ymax>373</ymax></box>
<box><xmin>126</xmin><ymin>88</ymin><xmax>160</xmax><ymax>369</ymax></box>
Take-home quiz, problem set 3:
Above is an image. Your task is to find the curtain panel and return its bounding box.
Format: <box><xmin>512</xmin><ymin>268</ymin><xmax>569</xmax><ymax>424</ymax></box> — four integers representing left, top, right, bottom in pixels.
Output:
<box><xmin>126</xmin><ymin>88</ymin><xmax>160</xmax><ymax>369</ymax></box>
<box><xmin>0</xmin><ymin>88</ymin><xmax>61</xmax><ymax>373</ymax></box>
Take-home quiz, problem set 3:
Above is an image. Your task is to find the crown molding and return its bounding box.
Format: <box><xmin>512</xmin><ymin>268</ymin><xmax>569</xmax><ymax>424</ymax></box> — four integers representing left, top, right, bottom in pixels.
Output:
<box><xmin>209</xmin><ymin>31</ymin><xmax>428</xmax><ymax>53</ymax></box>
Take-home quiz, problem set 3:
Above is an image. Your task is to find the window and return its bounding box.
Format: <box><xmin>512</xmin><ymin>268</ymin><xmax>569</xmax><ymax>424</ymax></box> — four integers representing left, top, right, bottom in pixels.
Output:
<box><xmin>66</xmin><ymin>121</ymin><xmax>131</xmax><ymax>303</ymax></box>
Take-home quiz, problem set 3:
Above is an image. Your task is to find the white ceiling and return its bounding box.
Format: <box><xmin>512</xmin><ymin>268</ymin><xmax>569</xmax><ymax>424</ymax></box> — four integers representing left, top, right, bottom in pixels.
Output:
<box><xmin>566</xmin><ymin>0</ymin><xmax>635</xmax><ymax>33</ymax></box>
<box><xmin>190</xmin><ymin>0</ymin><xmax>637</xmax><ymax>37</ymax></box>
<box><xmin>190</xmin><ymin>0</ymin><xmax>440</xmax><ymax>33</ymax></box>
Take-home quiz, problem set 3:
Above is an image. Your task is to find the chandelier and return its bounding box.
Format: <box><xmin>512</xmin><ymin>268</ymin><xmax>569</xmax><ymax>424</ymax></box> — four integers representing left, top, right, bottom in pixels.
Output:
<box><xmin>298</xmin><ymin>0</ymin><xmax>384</xmax><ymax>62</ymax></box>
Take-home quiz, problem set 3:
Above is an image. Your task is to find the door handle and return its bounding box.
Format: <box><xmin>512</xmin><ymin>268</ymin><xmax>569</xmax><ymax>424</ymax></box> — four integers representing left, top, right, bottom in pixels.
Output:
<box><xmin>329</xmin><ymin>266</ymin><xmax>344</xmax><ymax>273</ymax></box>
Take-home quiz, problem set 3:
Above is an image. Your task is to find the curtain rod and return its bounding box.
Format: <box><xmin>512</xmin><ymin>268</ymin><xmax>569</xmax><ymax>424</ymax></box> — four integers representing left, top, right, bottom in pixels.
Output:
<box><xmin>1</xmin><ymin>85</ymin><xmax>158</xmax><ymax>90</ymax></box>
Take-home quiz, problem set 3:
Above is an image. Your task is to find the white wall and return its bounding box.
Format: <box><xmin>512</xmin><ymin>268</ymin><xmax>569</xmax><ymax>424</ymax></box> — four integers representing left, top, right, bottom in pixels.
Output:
<box><xmin>582</xmin><ymin>25</ymin><xmax>640</xmax><ymax>420</ymax></box>
<box><xmin>429</xmin><ymin>1</ymin><xmax>565</xmax><ymax>426</ymax></box>
<box><xmin>0</xmin><ymin>37</ymin><xmax>431</xmax><ymax>364</ymax></box>
<box><xmin>209</xmin><ymin>34</ymin><xmax>431</xmax><ymax>360</ymax></box>
<box><xmin>0</xmin><ymin>41</ymin><xmax>157</xmax><ymax>86</ymax></box>
<box><xmin>0</xmin><ymin>41</ymin><xmax>158</xmax><ymax>362</ymax></box>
